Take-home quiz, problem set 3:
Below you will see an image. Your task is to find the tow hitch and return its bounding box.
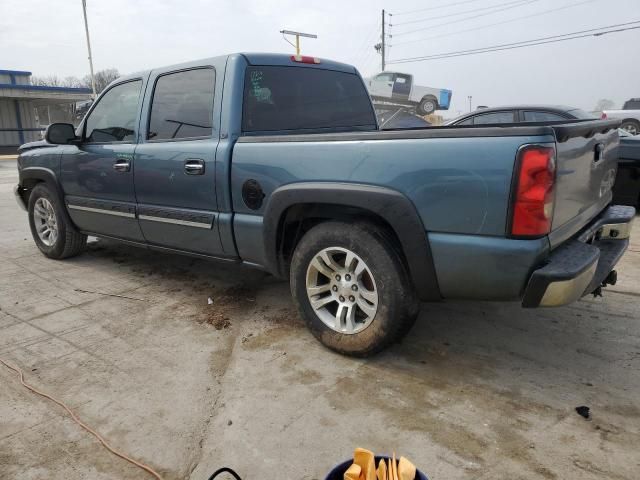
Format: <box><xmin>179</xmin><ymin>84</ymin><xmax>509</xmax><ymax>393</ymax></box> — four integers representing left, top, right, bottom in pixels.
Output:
<box><xmin>592</xmin><ymin>270</ymin><xmax>618</xmax><ymax>297</ymax></box>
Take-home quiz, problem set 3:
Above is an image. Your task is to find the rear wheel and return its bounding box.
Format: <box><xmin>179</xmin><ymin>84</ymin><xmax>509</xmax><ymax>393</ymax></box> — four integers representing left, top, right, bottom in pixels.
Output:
<box><xmin>290</xmin><ymin>221</ymin><xmax>419</xmax><ymax>356</ymax></box>
<box><xmin>417</xmin><ymin>96</ymin><xmax>438</xmax><ymax>115</ymax></box>
<box><xmin>620</xmin><ymin>119</ymin><xmax>640</xmax><ymax>136</ymax></box>
<box><xmin>28</xmin><ymin>183</ymin><xmax>87</xmax><ymax>259</ymax></box>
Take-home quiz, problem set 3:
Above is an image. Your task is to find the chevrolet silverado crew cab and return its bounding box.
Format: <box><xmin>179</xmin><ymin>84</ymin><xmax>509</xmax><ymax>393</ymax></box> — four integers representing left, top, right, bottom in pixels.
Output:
<box><xmin>14</xmin><ymin>53</ymin><xmax>635</xmax><ymax>356</ymax></box>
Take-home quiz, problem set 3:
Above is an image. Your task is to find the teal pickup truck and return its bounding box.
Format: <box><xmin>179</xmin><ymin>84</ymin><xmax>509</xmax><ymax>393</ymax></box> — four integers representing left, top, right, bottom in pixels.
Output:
<box><xmin>14</xmin><ymin>53</ymin><xmax>635</xmax><ymax>356</ymax></box>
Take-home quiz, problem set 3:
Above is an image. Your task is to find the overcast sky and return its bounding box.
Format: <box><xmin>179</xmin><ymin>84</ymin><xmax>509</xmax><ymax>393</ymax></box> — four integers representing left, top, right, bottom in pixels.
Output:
<box><xmin>1</xmin><ymin>0</ymin><xmax>639</xmax><ymax>115</ymax></box>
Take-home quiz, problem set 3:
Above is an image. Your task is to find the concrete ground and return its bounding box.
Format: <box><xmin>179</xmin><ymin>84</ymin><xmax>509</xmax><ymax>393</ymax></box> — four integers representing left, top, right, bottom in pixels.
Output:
<box><xmin>1</xmin><ymin>158</ymin><xmax>639</xmax><ymax>480</ymax></box>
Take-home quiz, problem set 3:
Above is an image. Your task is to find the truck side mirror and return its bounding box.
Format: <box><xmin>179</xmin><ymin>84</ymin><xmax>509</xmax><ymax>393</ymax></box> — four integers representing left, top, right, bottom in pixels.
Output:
<box><xmin>45</xmin><ymin>123</ymin><xmax>78</xmax><ymax>145</ymax></box>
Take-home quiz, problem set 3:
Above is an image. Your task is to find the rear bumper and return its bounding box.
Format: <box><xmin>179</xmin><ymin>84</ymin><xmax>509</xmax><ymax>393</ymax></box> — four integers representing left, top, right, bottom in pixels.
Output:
<box><xmin>522</xmin><ymin>205</ymin><xmax>635</xmax><ymax>308</ymax></box>
<box><xmin>14</xmin><ymin>184</ymin><xmax>27</xmax><ymax>211</ymax></box>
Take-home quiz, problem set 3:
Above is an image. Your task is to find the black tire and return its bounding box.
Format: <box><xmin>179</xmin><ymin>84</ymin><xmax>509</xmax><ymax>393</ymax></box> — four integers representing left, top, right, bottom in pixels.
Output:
<box><xmin>290</xmin><ymin>221</ymin><xmax>419</xmax><ymax>357</ymax></box>
<box><xmin>28</xmin><ymin>183</ymin><xmax>87</xmax><ymax>259</ymax></box>
<box><xmin>620</xmin><ymin>119</ymin><xmax>640</xmax><ymax>136</ymax></box>
<box><xmin>417</xmin><ymin>96</ymin><xmax>438</xmax><ymax>115</ymax></box>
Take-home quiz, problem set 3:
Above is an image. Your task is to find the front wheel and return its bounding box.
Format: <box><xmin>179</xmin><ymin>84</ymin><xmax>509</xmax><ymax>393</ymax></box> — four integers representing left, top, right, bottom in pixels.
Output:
<box><xmin>290</xmin><ymin>221</ymin><xmax>419</xmax><ymax>357</ymax></box>
<box><xmin>28</xmin><ymin>183</ymin><xmax>87</xmax><ymax>259</ymax></box>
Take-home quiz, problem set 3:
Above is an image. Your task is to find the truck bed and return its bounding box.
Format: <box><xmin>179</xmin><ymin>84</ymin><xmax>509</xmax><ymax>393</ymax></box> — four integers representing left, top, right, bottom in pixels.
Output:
<box><xmin>232</xmin><ymin>119</ymin><xmax>621</xmax><ymax>301</ymax></box>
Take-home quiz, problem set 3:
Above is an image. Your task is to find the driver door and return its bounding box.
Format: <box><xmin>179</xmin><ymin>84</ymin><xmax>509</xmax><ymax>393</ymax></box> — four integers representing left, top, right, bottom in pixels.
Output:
<box><xmin>60</xmin><ymin>78</ymin><xmax>146</xmax><ymax>241</ymax></box>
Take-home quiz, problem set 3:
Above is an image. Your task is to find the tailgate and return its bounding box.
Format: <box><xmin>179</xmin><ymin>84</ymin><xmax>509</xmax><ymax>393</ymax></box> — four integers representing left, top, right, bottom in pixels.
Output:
<box><xmin>549</xmin><ymin>120</ymin><xmax>621</xmax><ymax>246</ymax></box>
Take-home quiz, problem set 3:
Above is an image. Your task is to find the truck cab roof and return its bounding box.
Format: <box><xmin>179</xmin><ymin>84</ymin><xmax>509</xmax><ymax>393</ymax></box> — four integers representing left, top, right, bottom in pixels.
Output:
<box><xmin>116</xmin><ymin>53</ymin><xmax>358</xmax><ymax>84</ymax></box>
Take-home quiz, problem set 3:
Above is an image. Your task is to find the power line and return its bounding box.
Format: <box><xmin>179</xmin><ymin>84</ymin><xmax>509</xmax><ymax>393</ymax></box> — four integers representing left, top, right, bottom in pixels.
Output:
<box><xmin>352</xmin><ymin>26</ymin><xmax>383</xmax><ymax>71</ymax></box>
<box><xmin>391</xmin><ymin>0</ymin><xmax>598</xmax><ymax>47</ymax></box>
<box><xmin>391</xmin><ymin>0</ymin><xmax>539</xmax><ymax>27</ymax></box>
<box><xmin>391</xmin><ymin>0</ymin><xmax>484</xmax><ymax>16</ymax></box>
<box><xmin>388</xmin><ymin>21</ymin><xmax>640</xmax><ymax>63</ymax></box>
<box><xmin>391</xmin><ymin>0</ymin><xmax>540</xmax><ymax>37</ymax></box>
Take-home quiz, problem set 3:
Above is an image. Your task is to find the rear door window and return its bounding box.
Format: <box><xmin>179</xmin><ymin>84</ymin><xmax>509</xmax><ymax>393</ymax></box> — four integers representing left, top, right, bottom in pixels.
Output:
<box><xmin>242</xmin><ymin>66</ymin><xmax>376</xmax><ymax>133</ymax></box>
<box><xmin>522</xmin><ymin>111</ymin><xmax>568</xmax><ymax>122</ymax></box>
<box><xmin>472</xmin><ymin>111</ymin><xmax>516</xmax><ymax>125</ymax></box>
<box><xmin>148</xmin><ymin>68</ymin><xmax>215</xmax><ymax>140</ymax></box>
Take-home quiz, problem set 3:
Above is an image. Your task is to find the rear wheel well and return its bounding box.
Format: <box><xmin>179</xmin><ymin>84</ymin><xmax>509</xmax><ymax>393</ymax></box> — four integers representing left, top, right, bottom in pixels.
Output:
<box><xmin>420</xmin><ymin>95</ymin><xmax>438</xmax><ymax>105</ymax></box>
<box><xmin>276</xmin><ymin>203</ymin><xmax>409</xmax><ymax>276</ymax></box>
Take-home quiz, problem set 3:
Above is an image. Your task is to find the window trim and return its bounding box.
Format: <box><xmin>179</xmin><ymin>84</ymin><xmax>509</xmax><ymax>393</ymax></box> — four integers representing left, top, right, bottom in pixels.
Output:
<box><xmin>145</xmin><ymin>66</ymin><xmax>216</xmax><ymax>143</ymax></box>
<box><xmin>82</xmin><ymin>78</ymin><xmax>144</xmax><ymax>145</ymax></box>
<box><xmin>471</xmin><ymin>110</ymin><xmax>517</xmax><ymax>125</ymax></box>
<box><xmin>241</xmin><ymin>65</ymin><xmax>377</xmax><ymax>135</ymax></box>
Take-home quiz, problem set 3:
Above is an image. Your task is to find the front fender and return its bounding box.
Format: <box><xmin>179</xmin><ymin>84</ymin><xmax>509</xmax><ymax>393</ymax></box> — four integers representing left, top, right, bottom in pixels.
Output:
<box><xmin>18</xmin><ymin>167</ymin><xmax>75</xmax><ymax>227</ymax></box>
<box><xmin>262</xmin><ymin>182</ymin><xmax>441</xmax><ymax>301</ymax></box>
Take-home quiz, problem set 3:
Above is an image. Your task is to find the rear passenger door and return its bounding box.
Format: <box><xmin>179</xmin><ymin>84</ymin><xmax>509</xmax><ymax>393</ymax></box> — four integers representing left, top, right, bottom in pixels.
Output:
<box><xmin>391</xmin><ymin>74</ymin><xmax>411</xmax><ymax>102</ymax></box>
<box><xmin>134</xmin><ymin>65</ymin><xmax>225</xmax><ymax>256</ymax></box>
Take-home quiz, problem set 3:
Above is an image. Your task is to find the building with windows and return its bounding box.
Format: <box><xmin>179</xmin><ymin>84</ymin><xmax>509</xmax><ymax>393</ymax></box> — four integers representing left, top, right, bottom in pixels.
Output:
<box><xmin>0</xmin><ymin>69</ymin><xmax>92</xmax><ymax>153</ymax></box>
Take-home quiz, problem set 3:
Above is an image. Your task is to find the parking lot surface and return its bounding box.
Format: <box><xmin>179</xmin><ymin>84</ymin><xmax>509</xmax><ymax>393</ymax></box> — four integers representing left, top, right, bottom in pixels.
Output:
<box><xmin>1</xmin><ymin>158</ymin><xmax>639</xmax><ymax>480</ymax></box>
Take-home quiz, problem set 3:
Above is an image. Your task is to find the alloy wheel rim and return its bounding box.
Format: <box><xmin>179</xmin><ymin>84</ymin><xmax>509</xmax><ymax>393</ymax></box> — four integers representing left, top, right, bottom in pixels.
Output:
<box><xmin>623</xmin><ymin>124</ymin><xmax>638</xmax><ymax>135</ymax></box>
<box><xmin>33</xmin><ymin>197</ymin><xmax>58</xmax><ymax>247</ymax></box>
<box><xmin>305</xmin><ymin>246</ymin><xmax>378</xmax><ymax>334</ymax></box>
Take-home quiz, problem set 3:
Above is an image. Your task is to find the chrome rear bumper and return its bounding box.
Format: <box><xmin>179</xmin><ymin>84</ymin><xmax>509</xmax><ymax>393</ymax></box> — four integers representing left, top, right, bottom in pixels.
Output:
<box><xmin>522</xmin><ymin>205</ymin><xmax>635</xmax><ymax>308</ymax></box>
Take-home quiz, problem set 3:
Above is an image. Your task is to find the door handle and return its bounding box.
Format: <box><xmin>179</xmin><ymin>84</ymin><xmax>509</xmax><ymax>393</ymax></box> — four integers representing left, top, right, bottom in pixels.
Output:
<box><xmin>113</xmin><ymin>159</ymin><xmax>130</xmax><ymax>172</ymax></box>
<box><xmin>184</xmin><ymin>159</ymin><xmax>205</xmax><ymax>175</ymax></box>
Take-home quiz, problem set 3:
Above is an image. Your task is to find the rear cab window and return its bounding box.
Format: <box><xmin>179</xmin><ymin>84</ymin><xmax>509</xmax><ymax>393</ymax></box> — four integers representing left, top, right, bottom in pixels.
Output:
<box><xmin>242</xmin><ymin>66</ymin><xmax>376</xmax><ymax>134</ymax></box>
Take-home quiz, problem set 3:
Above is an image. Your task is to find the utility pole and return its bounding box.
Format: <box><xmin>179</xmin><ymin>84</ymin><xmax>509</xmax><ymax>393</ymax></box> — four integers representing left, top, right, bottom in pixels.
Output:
<box><xmin>81</xmin><ymin>0</ymin><xmax>97</xmax><ymax>98</ymax></box>
<box><xmin>381</xmin><ymin>9</ymin><xmax>386</xmax><ymax>71</ymax></box>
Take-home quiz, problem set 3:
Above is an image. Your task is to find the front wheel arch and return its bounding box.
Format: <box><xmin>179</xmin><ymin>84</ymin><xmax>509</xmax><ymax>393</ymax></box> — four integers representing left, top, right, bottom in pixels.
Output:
<box><xmin>19</xmin><ymin>167</ymin><xmax>77</xmax><ymax>230</ymax></box>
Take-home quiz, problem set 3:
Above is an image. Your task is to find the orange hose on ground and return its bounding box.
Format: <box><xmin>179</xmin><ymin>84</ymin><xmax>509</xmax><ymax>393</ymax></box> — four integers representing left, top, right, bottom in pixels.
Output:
<box><xmin>0</xmin><ymin>358</ymin><xmax>163</xmax><ymax>480</ymax></box>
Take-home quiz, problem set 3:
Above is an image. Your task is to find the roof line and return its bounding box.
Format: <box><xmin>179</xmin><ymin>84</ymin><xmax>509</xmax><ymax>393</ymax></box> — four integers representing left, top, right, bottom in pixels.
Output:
<box><xmin>0</xmin><ymin>69</ymin><xmax>32</xmax><ymax>76</ymax></box>
<box><xmin>0</xmin><ymin>83</ymin><xmax>92</xmax><ymax>93</ymax></box>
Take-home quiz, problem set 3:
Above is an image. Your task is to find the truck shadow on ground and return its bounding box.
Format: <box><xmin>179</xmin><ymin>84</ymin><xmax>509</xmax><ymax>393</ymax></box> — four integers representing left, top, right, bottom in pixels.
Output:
<box><xmin>82</xmin><ymin>236</ymin><xmax>639</xmax><ymax>400</ymax></box>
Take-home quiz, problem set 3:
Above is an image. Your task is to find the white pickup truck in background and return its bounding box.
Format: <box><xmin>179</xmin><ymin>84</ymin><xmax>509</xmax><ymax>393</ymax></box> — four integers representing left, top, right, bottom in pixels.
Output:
<box><xmin>366</xmin><ymin>71</ymin><xmax>452</xmax><ymax>115</ymax></box>
<box><xmin>602</xmin><ymin>98</ymin><xmax>640</xmax><ymax>135</ymax></box>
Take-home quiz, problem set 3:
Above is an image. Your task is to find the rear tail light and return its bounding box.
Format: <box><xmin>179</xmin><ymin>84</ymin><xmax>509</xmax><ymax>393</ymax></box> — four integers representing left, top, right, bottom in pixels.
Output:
<box><xmin>510</xmin><ymin>145</ymin><xmax>556</xmax><ymax>237</ymax></box>
<box><xmin>290</xmin><ymin>55</ymin><xmax>320</xmax><ymax>64</ymax></box>
<box><xmin>601</xmin><ymin>112</ymin><xmax>608</xmax><ymax>119</ymax></box>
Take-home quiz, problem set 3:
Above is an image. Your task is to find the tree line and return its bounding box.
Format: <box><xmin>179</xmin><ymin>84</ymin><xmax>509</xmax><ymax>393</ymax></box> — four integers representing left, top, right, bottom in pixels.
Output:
<box><xmin>31</xmin><ymin>68</ymin><xmax>120</xmax><ymax>94</ymax></box>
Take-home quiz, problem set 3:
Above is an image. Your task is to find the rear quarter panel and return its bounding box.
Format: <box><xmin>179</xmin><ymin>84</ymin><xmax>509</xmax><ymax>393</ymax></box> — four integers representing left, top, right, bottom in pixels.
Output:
<box><xmin>231</xmin><ymin>133</ymin><xmax>555</xmax><ymax>236</ymax></box>
<box><xmin>231</xmin><ymin>132</ymin><xmax>554</xmax><ymax>298</ymax></box>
